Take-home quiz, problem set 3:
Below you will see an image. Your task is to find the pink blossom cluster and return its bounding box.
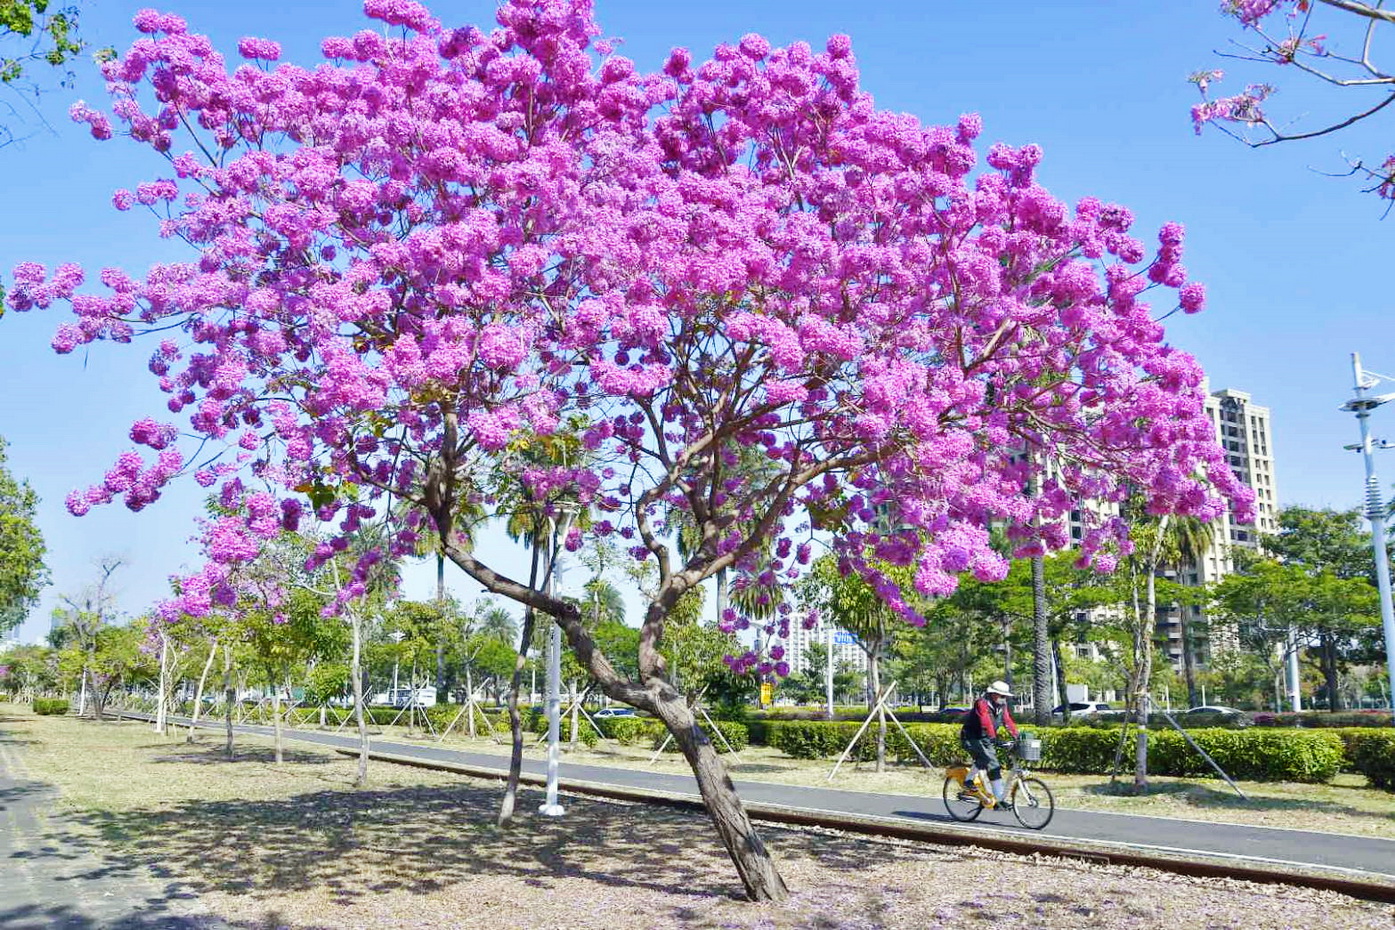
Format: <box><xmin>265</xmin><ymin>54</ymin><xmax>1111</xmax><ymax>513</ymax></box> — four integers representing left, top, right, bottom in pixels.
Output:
<box><xmin>10</xmin><ymin>0</ymin><xmax>1251</xmax><ymax>674</ymax></box>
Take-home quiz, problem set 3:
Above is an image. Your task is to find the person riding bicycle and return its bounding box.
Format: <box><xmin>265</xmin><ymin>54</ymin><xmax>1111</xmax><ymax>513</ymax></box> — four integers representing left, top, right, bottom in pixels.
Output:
<box><xmin>959</xmin><ymin>680</ymin><xmax>1020</xmax><ymax>808</ymax></box>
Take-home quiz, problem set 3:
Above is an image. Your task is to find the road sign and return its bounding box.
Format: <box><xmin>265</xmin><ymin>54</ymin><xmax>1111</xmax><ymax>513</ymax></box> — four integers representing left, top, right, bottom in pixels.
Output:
<box><xmin>834</xmin><ymin>632</ymin><xmax>858</xmax><ymax>646</ymax></box>
<box><xmin>759</xmin><ymin>682</ymin><xmax>774</xmax><ymax>705</ymax></box>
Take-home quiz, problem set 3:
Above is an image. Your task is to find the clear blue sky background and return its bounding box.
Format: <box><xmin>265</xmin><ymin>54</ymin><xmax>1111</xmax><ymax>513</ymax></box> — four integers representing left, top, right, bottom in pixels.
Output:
<box><xmin>2</xmin><ymin>0</ymin><xmax>1392</xmax><ymax>644</ymax></box>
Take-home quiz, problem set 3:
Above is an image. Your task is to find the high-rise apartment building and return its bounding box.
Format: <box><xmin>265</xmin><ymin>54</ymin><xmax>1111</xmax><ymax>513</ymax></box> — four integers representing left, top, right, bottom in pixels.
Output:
<box><xmin>782</xmin><ymin>622</ymin><xmax>869</xmax><ymax>676</ymax></box>
<box><xmin>1155</xmin><ymin>385</ymin><xmax>1278</xmax><ymax>668</ymax></box>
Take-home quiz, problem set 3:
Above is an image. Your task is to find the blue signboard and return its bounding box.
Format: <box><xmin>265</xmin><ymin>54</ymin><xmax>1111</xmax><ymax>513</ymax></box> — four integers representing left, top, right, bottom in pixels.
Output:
<box><xmin>834</xmin><ymin>632</ymin><xmax>858</xmax><ymax>646</ymax></box>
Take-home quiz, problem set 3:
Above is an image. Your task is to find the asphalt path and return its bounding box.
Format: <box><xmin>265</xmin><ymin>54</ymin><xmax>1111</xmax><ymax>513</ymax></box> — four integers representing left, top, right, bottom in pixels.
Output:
<box><xmin>0</xmin><ymin>718</ymin><xmax>223</xmax><ymax>929</ymax></box>
<box><xmin>155</xmin><ymin>713</ymin><xmax>1395</xmax><ymax>880</ymax></box>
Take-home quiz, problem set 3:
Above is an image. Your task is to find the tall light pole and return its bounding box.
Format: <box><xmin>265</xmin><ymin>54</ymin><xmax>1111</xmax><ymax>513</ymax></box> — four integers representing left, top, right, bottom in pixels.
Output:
<box><xmin>1340</xmin><ymin>352</ymin><xmax>1395</xmax><ymax>714</ymax></box>
<box><xmin>540</xmin><ymin>504</ymin><xmax>578</xmax><ymax>818</ymax></box>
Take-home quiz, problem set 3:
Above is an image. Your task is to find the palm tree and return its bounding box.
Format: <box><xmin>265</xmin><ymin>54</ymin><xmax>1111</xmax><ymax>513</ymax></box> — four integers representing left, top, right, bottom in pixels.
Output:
<box><xmin>1162</xmin><ymin>516</ymin><xmax>1214</xmax><ymax>708</ymax></box>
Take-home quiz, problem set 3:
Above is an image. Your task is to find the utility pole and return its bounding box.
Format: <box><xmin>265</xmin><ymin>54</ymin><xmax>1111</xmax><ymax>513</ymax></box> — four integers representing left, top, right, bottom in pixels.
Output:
<box><xmin>1340</xmin><ymin>352</ymin><xmax>1395</xmax><ymax>715</ymax></box>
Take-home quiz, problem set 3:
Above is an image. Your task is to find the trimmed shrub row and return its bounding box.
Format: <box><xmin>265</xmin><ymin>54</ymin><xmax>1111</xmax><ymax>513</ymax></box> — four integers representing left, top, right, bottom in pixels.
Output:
<box><xmin>755</xmin><ymin>718</ymin><xmax>1348</xmax><ymax>783</ymax></box>
<box><xmin>33</xmin><ymin>698</ymin><xmax>69</xmax><ymax>716</ymax></box>
<box><xmin>1336</xmin><ymin>729</ymin><xmax>1395</xmax><ymax>791</ymax></box>
<box><xmin>1253</xmin><ymin>711</ymin><xmax>1394</xmax><ymax>729</ymax></box>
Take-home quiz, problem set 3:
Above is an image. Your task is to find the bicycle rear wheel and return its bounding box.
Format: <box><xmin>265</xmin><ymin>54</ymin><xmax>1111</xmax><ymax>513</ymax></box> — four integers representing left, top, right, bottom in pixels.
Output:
<box><xmin>942</xmin><ymin>775</ymin><xmax>984</xmax><ymax>822</ymax></box>
<box><xmin>1010</xmin><ymin>776</ymin><xmax>1055</xmax><ymax>830</ymax></box>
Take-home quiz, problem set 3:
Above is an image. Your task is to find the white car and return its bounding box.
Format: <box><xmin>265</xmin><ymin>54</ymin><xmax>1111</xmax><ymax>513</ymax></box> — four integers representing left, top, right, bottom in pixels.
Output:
<box><xmin>593</xmin><ymin>707</ymin><xmax>637</xmax><ymax>719</ymax></box>
<box><xmin>1051</xmin><ymin>701</ymin><xmax>1116</xmax><ymax>720</ymax></box>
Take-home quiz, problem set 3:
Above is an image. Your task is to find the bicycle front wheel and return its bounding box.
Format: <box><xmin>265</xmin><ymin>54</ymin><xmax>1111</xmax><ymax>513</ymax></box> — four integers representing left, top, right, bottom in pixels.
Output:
<box><xmin>1010</xmin><ymin>776</ymin><xmax>1055</xmax><ymax>830</ymax></box>
<box><xmin>942</xmin><ymin>775</ymin><xmax>984</xmax><ymax>822</ymax></box>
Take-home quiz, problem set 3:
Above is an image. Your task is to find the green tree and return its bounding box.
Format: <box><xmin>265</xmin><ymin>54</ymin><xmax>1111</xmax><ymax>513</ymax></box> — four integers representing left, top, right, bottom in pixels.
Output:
<box><xmin>0</xmin><ymin>436</ymin><xmax>46</xmax><ymax>635</ymax></box>
<box><xmin>0</xmin><ymin>0</ymin><xmax>100</xmax><ymax>148</ymax></box>
<box><xmin>1264</xmin><ymin>507</ymin><xmax>1383</xmax><ymax>710</ymax></box>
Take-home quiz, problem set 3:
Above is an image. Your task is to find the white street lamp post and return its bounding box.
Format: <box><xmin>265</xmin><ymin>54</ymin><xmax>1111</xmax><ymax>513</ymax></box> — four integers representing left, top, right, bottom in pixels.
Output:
<box><xmin>1341</xmin><ymin>352</ymin><xmax>1395</xmax><ymax>714</ymax></box>
<box><xmin>825</xmin><ymin>621</ymin><xmax>834</xmax><ymax>718</ymax></box>
<box><xmin>540</xmin><ymin>505</ymin><xmax>578</xmax><ymax>818</ymax></box>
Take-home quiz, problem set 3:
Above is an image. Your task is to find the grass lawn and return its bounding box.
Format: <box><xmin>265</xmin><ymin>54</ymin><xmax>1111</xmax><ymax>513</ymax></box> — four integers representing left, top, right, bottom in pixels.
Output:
<box><xmin>358</xmin><ymin>719</ymin><xmax>1395</xmax><ymax>839</ymax></box>
<box><xmin>4</xmin><ymin>703</ymin><xmax>1393</xmax><ymax>930</ymax></box>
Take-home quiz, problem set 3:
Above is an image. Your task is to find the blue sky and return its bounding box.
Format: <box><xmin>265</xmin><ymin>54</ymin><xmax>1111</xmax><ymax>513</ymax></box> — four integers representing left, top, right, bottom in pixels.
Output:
<box><xmin>2</xmin><ymin>0</ymin><xmax>1393</xmax><ymax>643</ymax></box>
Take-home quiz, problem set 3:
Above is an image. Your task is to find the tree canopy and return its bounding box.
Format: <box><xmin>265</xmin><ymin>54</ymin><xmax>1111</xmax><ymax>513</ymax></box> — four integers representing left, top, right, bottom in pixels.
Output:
<box><xmin>0</xmin><ymin>436</ymin><xmax>46</xmax><ymax>635</ymax></box>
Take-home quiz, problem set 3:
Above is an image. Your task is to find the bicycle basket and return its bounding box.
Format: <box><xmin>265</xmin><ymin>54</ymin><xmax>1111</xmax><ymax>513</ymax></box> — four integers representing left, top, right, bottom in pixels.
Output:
<box><xmin>1017</xmin><ymin>736</ymin><xmax>1042</xmax><ymax>762</ymax></box>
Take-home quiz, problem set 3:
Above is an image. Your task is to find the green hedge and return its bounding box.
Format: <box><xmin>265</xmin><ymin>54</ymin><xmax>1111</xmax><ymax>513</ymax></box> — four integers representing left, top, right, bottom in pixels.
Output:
<box><xmin>1254</xmin><ymin>711</ymin><xmax>1394</xmax><ymax>729</ymax></box>
<box><xmin>33</xmin><ymin>698</ymin><xmax>69</xmax><ymax>716</ymax></box>
<box><xmin>1343</xmin><ymin>730</ymin><xmax>1395</xmax><ymax>791</ymax></box>
<box><xmin>756</xmin><ymin>718</ymin><xmax>1345</xmax><ymax>782</ymax></box>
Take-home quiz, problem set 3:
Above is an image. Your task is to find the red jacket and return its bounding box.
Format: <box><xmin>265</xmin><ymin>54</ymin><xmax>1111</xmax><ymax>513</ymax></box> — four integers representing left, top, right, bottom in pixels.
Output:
<box><xmin>961</xmin><ymin>696</ymin><xmax>1019</xmax><ymax>741</ymax></box>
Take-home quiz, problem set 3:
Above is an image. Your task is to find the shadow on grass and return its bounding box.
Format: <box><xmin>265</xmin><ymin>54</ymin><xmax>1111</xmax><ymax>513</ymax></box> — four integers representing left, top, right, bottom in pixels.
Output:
<box><xmin>147</xmin><ymin>745</ymin><xmax>336</xmax><ymax>767</ymax></box>
<box><xmin>1079</xmin><ymin>779</ymin><xmax>1395</xmax><ymax>819</ymax></box>
<box><xmin>54</xmin><ymin>776</ymin><xmax>903</xmax><ymax>913</ymax></box>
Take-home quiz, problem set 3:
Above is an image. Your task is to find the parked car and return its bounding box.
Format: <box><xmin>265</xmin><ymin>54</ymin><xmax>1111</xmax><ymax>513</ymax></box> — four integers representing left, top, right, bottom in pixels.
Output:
<box><xmin>1178</xmin><ymin>705</ymin><xmax>1253</xmax><ymax>726</ymax></box>
<box><xmin>593</xmin><ymin>707</ymin><xmax>636</xmax><ymax>719</ymax></box>
<box><xmin>1051</xmin><ymin>701</ymin><xmax>1118</xmax><ymax>721</ymax></box>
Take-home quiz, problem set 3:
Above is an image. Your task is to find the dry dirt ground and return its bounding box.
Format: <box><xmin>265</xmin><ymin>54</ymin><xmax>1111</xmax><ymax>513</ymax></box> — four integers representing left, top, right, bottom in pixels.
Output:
<box><xmin>6</xmin><ymin>706</ymin><xmax>1394</xmax><ymax>930</ymax></box>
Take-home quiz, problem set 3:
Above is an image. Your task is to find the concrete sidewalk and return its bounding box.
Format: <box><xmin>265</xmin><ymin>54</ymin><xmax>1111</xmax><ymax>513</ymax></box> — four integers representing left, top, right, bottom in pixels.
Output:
<box><xmin>169</xmin><ymin>714</ymin><xmax>1395</xmax><ymax>882</ymax></box>
<box><xmin>0</xmin><ymin>719</ymin><xmax>222</xmax><ymax>930</ymax></box>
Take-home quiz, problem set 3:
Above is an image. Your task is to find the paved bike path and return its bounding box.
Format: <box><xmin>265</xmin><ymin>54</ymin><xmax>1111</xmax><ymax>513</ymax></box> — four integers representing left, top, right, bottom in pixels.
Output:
<box><xmin>0</xmin><ymin>720</ymin><xmax>223</xmax><ymax>929</ymax></box>
<box><xmin>166</xmin><ymin>714</ymin><xmax>1395</xmax><ymax>880</ymax></box>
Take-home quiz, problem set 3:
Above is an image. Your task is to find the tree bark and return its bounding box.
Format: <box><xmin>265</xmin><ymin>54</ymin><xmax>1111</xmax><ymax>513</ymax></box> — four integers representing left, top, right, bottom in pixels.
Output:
<box><xmin>498</xmin><ymin>534</ymin><xmax>543</xmax><ymax>827</ymax></box>
<box><xmin>1052</xmin><ymin>638</ymin><xmax>1070</xmax><ymax>723</ymax></box>
<box><xmin>222</xmin><ymin>643</ymin><xmax>235</xmax><ymax>761</ymax></box>
<box><xmin>155</xmin><ymin>633</ymin><xmax>170</xmax><ymax>735</ymax></box>
<box><xmin>1031</xmin><ymin>555</ymin><xmax>1051</xmax><ymax>726</ymax></box>
<box><xmin>272</xmin><ymin>680</ymin><xmax>283</xmax><ymax>764</ymax></box>
<box><xmin>1180</xmin><ymin>608</ymin><xmax>1199</xmax><ymax>708</ymax></box>
<box><xmin>349</xmin><ymin>607</ymin><xmax>369</xmax><ymax>786</ymax></box>
<box><xmin>187</xmin><ymin>638</ymin><xmax>218</xmax><ymax>743</ymax></box>
<box><xmin>868</xmin><ymin>649</ymin><xmax>885</xmax><ymax>774</ymax></box>
<box><xmin>651</xmin><ymin>690</ymin><xmax>789</xmax><ymax>902</ymax></box>
<box><xmin>1322</xmin><ymin>634</ymin><xmax>1343</xmax><ymax>712</ymax></box>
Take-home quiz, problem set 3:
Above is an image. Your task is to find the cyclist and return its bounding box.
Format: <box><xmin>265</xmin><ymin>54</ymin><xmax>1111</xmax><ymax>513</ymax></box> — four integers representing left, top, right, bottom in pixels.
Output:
<box><xmin>959</xmin><ymin>680</ymin><xmax>1020</xmax><ymax>808</ymax></box>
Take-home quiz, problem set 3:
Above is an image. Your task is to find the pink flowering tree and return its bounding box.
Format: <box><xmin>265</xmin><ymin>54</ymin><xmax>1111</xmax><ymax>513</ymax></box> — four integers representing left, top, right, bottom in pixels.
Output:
<box><xmin>1193</xmin><ymin>0</ymin><xmax>1395</xmax><ymax>198</ymax></box>
<box><xmin>8</xmin><ymin>0</ymin><xmax>1251</xmax><ymax>901</ymax></box>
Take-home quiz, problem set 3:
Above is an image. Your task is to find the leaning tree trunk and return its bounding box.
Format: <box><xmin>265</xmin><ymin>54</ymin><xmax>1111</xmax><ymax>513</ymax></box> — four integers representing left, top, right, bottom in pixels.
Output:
<box><xmin>187</xmin><ymin>639</ymin><xmax>218</xmax><ymax>743</ymax></box>
<box><xmin>1051</xmin><ymin>638</ymin><xmax>1071</xmax><ymax>723</ymax></box>
<box><xmin>651</xmin><ymin>690</ymin><xmax>789</xmax><ymax>902</ymax></box>
<box><xmin>1031</xmin><ymin>555</ymin><xmax>1051</xmax><ymax>726</ymax></box>
<box><xmin>222</xmin><ymin>644</ymin><xmax>235</xmax><ymax>761</ymax></box>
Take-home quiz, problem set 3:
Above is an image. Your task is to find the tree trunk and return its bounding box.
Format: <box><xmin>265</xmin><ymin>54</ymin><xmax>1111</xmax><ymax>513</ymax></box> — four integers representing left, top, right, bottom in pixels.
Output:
<box><xmin>1180</xmin><ymin>608</ymin><xmax>1199</xmax><ymax>708</ymax></box>
<box><xmin>1052</xmin><ymin>638</ymin><xmax>1070</xmax><ymax>723</ymax></box>
<box><xmin>155</xmin><ymin>633</ymin><xmax>170</xmax><ymax>735</ymax></box>
<box><xmin>868</xmin><ymin>650</ymin><xmax>885</xmax><ymax>774</ymax></box>
<box><xmin>349</xmin><ymin>608</ymin><xmax>369</xmax><ymax>786</ymax></box>
<box><xmin>187</xmin><ymin>639</ymin><xmax>218</xmax><ymax>743</ymax></box>
<box><xmin>651</xmin><ymin>690</ymin><xmax>789</xmax><ymax>902</ymax></box>
<box><xmin>498</xmin><ymin>534</ymin><xmax>543</xmax><ymax>827</ymax></box>
<box><xmin>222</xmin><ymin>644</ymin><xmax>235</xmax><ymax>761</ymax></box>
<box><xmin>1134</xmin><ymin>549</ymin><xmax>1161</xmax><ymax>792</ymax></box>
<box><xmin>1031</xmin><ymin>555</ymin><xmax>1051</xmax><ymax>726</ymax></box>
<box><xmin>568</xmin><ymin>680</ymin><xmax>580</xmax><ymax>751</ymax></box>
<box><xmin>466</xmin><ymin>666</ymin><xmax>477</xmax><ymax>739</ymax></box>
<box><xmin>1322</xmin><ymin>634</ymin><xmax>1342</xmax><ymax>712</ymax></box>
<box><xmin>272</xmin><ymin>681</ymin><xmax>283</xmax><ymax>764</ymax></box>
<box><xmin>88</xmin><ymin>648</ymin><xmax>103</xmax><ymax>721</ymax></box>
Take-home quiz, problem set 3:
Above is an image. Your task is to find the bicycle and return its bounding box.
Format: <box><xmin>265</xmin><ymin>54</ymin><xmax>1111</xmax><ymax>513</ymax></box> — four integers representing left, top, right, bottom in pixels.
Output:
<box><xmin>941</xmin><ymin>734</ymin><xmax>1055</xmax><ymax>830</ymax></box>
